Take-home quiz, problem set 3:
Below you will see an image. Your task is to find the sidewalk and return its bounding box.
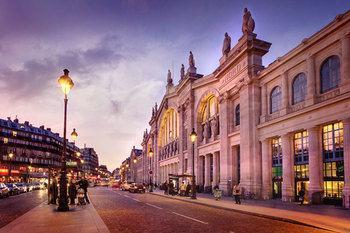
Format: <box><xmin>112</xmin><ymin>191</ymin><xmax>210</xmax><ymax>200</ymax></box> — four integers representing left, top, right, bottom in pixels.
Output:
<box><xmin>151</xmin><ymin>190</ymin><xmax>350</xmax><ymax>233</ymax></box>
<box><xmin>0</xmin><ymin>203</ymin><xmax>110</xmax><ymax>233</ymax></box>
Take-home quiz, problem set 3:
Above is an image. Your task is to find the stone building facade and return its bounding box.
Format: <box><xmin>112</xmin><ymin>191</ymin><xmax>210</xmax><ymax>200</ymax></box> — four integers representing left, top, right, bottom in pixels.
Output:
<box><xmin>81</xmin><ymin>146</ymin><xmax>99</xmax><ymax>176</ymax></box>
<box><xmin>140</xmin><ymin>9</ymin><xmax>350</xmax><ymax>207</ymax></box>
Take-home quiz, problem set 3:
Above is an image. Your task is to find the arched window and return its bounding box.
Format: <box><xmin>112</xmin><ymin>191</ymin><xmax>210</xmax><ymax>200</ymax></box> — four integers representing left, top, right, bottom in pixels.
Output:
<box><xmin>235</xmin><ymin>104</ymin><xmax>240</xmax><ymax>126</ymax></box>
<box><xmin>292</xmin><ymin>73</ymin><xmax>307</xmax><ymax>104</ymax></box>
<box><xmin>270</xmin><ymin>86</ymin><xmax>282</xmax><ymax>113</ymax></box>
<box><xmin>320</xmin><ymin>55</ymin><xmax>340</xmax><ymax>93</ymax></box>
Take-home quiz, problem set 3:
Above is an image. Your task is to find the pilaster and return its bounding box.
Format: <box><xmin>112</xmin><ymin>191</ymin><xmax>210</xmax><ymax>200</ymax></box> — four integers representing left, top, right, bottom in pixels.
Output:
<box><xmin>308</xmin><ymin>126</ymin><xmax>323</xmax><ymax>204</ymax></box>
<box><xmin>213</xmin><ymin>152</ymin><xmax>220</xmax><ymax>186</ymax></box>
<box><xmin>261</xmin><ymin>138</ymin><xmax>272</xmax><ymax>199</ymax></box>
<box><xmin>281</xmin><ymin>72</ymin><xmax>289</xmax><ymax>115</ymax></box>
<box><xmin>341</xmin><ymin>33</ymin><xmax>350</xmax><ymax>94</ymax></box>
<box><xmin>281</xmin><ymin>133</ymin><xmax>294</xmax><ymax>202</ymax></box>
<box><xmin>343</xmin><ymin>118</ymin><xmax>350</xmax><ymax>208</ymax></box>
<box><xmin>204</xmin><ymin>154</ymin><xmax>211</xmax><ymax>187</ymax></box>
<box><xmin>306</xmin><ymin>55</ymin><xmax>316</xmax><ymax>106</ymax></box>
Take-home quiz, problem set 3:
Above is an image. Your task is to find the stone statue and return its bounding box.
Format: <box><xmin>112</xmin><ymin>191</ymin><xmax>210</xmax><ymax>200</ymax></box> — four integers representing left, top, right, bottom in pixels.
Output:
<box><xmin>222</xmin><ymin>32</ymin><xmax>231</xmax><ymax>56</ymax></box>
<box><xmin>242</xmin><ymin>8</ymin><xmax>255</xmax><ymax>35</ymax></box>
<box><xmin>155</xmin><ymin>102</ymin><xmax>158</xmax><ymax>112</ymax></box>
<box><xmin>204</xmin><ymin>120</ymin><xmax>211</xmax><ymax>140</ymax></box>
<box><xmin>180</xmin><ymin>64</ymin><xmax>185</xmax><ymax>80</ymax></box>
<box><xmin>167</xmin><ymin>69</ymin><xmax>173</xmax><ymax>86</ymax></box>
<box><xmin>211</xmin><ymin>116</ymin><xmax>219</xmax><ymax>136</ymax></box>
<box><xmin>152</xmin><ymin>107</ymin><xmax>155</xmax><ymax>117</ymax></box>
<box><xmin>187</xmin><ymin>51</ymin><xmax>197</xmax><ymax>74</ymax></box>
<box><xmin>189</xmin><ymin>51</ymin><xmax>195</xmax><ymax>68</ymax></box>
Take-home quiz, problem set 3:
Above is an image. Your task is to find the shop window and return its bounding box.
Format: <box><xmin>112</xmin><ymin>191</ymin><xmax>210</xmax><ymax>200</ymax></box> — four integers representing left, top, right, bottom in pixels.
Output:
<box><xmin>294</xmin><ymin>131</ymin><xmax>309</xmax><ymax>164</ymax></box>
<box><xmin>320</xmin><ymin>55</ymin><xmax>340</xmax><ymax>93</ymax></box>
<box><xmin>324</xmin><ymin>181</ymin><xmax>344</xmax><ymax>198</ymax></box>
<box><xmin>272</xmin><ymin>137</ymin><xmax>282</xmax><ymax>166</ymax></box>
<box><xmin>323</xmin><ymin>161</ymin><xmax>344</xmax><ymax>178</ymax></box>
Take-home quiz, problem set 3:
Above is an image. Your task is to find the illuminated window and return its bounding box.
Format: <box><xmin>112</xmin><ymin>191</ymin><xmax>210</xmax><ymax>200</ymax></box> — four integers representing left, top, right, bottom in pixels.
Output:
<box><xmin>3</xmin><ymin>138</ymin><xmax>8</xmax><ymax>144</ymax></box>
<box><xmin>294</xmin><ymin>131</ymin><xmax>308</xmax><ymax>164</ymax></box>
<box><xmin>322</xmin><ymin>122</ymin><xmax>343</xmax><ymax>162</ymax></box>
<box><xmin>292</xmin><ymin>73</ymin><xmax>307</xmax><ymax>104</ymax></box>
<box><xmin>294</xmin><ymin>164</ymin><xmax>309</xmax><ymax>178</ymax></box>
<box><xmin>12</xmin><ymin>131</ymin><xmax>17</xmax><ymax>137</ymax></box>
<box><xmin>272</xmin><ymin>137</ymin><xmax>282</xmax><ymax>178</ymax></box>
<box><xmin>270</xmin><ymin>86</ymin><xmax>282</xmax><ymax>113</ymax></box>
<box><xmin>324</xmin><ymin>181</ymin><xmax>344</xmax><ymax>198</ymax></box>
<box><xmin>320</xmin><ymin>56</ymin><xmax>340</xmax><ymax>93</ymax></box>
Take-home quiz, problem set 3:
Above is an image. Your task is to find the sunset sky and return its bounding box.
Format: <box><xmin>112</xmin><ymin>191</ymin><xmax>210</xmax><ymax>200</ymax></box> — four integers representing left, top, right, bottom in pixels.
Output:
<box><xmin>0</xmin><ymin>0</ymin><xmax>349</xmax><ymax>171</ymax></box>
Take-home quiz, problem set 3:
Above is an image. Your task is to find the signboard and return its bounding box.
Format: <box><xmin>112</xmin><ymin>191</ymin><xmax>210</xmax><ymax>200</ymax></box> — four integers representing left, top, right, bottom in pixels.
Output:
<box><xmin>66</xmin><ymin>161</ymin><xmax>78</xmax><ymax>167</ymax></box>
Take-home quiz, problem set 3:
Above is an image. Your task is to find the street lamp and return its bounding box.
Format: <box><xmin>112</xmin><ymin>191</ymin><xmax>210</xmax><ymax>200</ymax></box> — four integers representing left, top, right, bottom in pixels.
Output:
<box><xmin>149</xmin><ymin>147</ymin><xmax>154</xmax><ymax>192</ymax></box>
<box><xmin>71</xmin><ymin>128</ymin><xmax>78</xmax><ymax>141</ymax></box>
<box><xmin>57</xmin><ymin>69</ymin><xmax>74</xmax><ymax>212</ymax></box>
<box><xmin>190</xmin><ymin>128</ymin><xmax>197</xmax><ymax>199</ymax></box>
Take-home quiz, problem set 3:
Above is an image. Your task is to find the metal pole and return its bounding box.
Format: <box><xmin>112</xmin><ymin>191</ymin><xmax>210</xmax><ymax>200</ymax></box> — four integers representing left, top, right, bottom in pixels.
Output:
<box><xmin>191</xmin><ymin>142</ymin><xmax>196</xmax><ymax>199</ymax></box>
<box><xmin>58</xmin><ymin>96</ymin><xmax>69</xmax><ymax>211</ymax></box>
<box><xmin>149</xmin><ymin>156</ymin><xmax>153</xmax><ymax>192</ymax></box>
<box><xmin>47</xmin><ymin>168</ymin><xmax>51</xmax><ymax>204</ymax></box>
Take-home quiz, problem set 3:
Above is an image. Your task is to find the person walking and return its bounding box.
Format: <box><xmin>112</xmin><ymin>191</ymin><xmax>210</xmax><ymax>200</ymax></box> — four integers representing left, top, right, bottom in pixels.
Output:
<box><xmin>185</xmin><ymin>182</ymin><xmax>191</xmax><ymax>197</ymax></box>
<box><xmin>298</xmin><ymin>187</ymin><xmax>306</xmax><ymax>205</ymax></box>
<box><xmin>163</xmin><ymin>181</ymin><xmax>168</xmax><ymax>195</ymax></box>
<box><xmin>50</xmin><ymin>178</ymin><xmax>58</xmax><ymax>205</ymax></box>
<box><xmin>68</xmin><ymin>179</ymin><xmax>77</xmax><ymax>205</ymax></box>
<box><xmin>179</xmin><ymin>182</ymin><xmax>186</xmax><ymax>196</ymax></box>
<box><xmin>232</xmin><ymin>184</ymin><xmax>241</xmax><ymax>204</ymax></box>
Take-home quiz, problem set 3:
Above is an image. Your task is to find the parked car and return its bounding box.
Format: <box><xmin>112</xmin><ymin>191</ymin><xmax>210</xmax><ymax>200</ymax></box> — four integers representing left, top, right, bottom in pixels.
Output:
<box><xmin>121</xmin><ymin>182</ymin><xmax>132</xmax><ymax>191</ymax></box>
<box><xmin>111</xmin><ymin>182</ymin><xmax>121</xmax><ymax>189</ymax></box>
<box><xmin>0</xmin><ymin>183</ymin><xmax>10</xmax><ymax>198</ymax></box>
<box><xmin>6</xmin><ymin>183</ymin><xmax>20</xmax><ymax>195</ymax></box>
<box><xmin>129</xmin><ymin>183</ymin><xmax>146</xmax><ymax>194</ymax></box>
<box><xmin>15</xmin><ymin>183</ymin><xmax>27</xmax><ymax>193</ymax></box>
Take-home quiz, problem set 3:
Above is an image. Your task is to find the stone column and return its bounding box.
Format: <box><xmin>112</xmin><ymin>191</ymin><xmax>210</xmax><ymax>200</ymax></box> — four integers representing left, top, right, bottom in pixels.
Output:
<box><xmin>204</xmin><ymin>154</ymin><xmax>211</xmax><ymax>188</ymax></box>
<box><xmin>260</xmin><ymin>84</ymin><xmax>267</xmax><ymax>123</ymax></box>
<box><xmin>198</xmin><ymin>156</ymin><xmax>204</xmax><ymax>185</ymax></box>
<box><xmin>341</xmin><ymin>33</ymin><xmax>350</xmax><ymax>93</ymax></box>
<box><xmin>281</xmin><ymin>72</ymin><xmax>289</xmax><ymax>114</ymax></box>
<box><xmin>261</xmin><ymin>138</ymin><xmax>272</xmax><ymax>199</ymax></box>
<box><xmin>308</xmin><ymin>126</ymin><xmax>323</xmax><ymax>204</ymax></box>
<box><xmin>218</xmin><ymin>93</ymin><xmax>232</xmax><ymax>194</ymax></box>
<box><xmin>306</xmin><ymin>55</ymin><xmax>316</xmax><ymax>106</ymax></box>
<box><xmin>343</xmin><ymin>118</ymin><xmax>350</xmax><ymax>208</ymax></box>
<box><xmin>282</xmin><ymin>133</ymin><xmax>294</xmax><ymax>202</ymax></box>
<box><xmin>213</xmin><ymin>152</ymin><xmax>220</xmax><ymax>186</ymax></box>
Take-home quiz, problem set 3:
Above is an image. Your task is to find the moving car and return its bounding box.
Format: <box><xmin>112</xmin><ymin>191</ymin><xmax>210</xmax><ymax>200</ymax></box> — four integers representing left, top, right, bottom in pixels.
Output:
<box><xmin>0</xmin><ymin>183</ymin><xmax>10</xmax><ymax>198</ymax></box>
<box><xmin>129</xmin><ymin>183</ymin><xmax>146</xmax><ymax>194</ymax></box>
<box><xmin>6</xmin><ymin>183</ymin><xmax>20</xmax><ymax>195</ymax></box>
<box><xmin>121</xmin><ymin>182</ymin><xmax>132</xmax><ymax>191</ymax></box>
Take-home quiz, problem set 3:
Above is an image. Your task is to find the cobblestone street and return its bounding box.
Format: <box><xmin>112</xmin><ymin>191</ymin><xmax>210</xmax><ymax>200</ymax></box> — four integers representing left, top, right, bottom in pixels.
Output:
<box><xmin>0</xmin><ymin>190</ymin><xmax>47</xmax><ymax>228</ymax></box>
<box><xmin>89</xmin><ymin>187</ymin><xmax>329</xmax><ymax>233</ymax></box>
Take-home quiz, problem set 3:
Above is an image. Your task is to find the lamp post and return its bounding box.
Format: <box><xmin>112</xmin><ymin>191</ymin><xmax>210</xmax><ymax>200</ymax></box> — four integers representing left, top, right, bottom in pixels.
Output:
<box><xmin>190</xmin><ymin>128</ymin><xmax>197</xmax><ymax>199</ymax></box>
<box><xmin>148</xmin><ymin>147</ymin><xmax>154</xmax><ymax>192</ymax></box>
<box><xmin>57</xmin><ymin>69</ymin><xmax>74</xmax><ymax>212</ymax></box>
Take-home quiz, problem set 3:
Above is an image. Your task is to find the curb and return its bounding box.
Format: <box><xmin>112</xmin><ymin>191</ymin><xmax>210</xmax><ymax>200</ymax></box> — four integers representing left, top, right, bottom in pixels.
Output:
<box><xmin>149</xmin><ymin>192</ymin><xmax>335</xmax><ymax>232</ymax></box>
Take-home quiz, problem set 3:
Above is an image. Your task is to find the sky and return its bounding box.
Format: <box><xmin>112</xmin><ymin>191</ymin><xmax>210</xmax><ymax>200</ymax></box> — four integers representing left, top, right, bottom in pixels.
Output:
<box><xmin>0</xmin><ymin>0</ymin><xmax>349</xmax><ymax>171</ymax></box>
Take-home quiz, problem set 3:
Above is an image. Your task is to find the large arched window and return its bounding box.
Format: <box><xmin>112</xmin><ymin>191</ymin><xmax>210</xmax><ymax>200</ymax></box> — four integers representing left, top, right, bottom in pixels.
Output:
<box><xmin>320</xmin><ymin>55</ymin><xmax>340</xmax><ymax>93</ymax></box>
<box><xmin>292</xmin><ymin>73</ymin><xmax>307</xmax><ymax>104</ymax></box>
<box><xmin>235</xmin><ymin>104</ymin><xmax>240</xmax><ymax>126</ymax></box>
<box><xmin>270</xmin><ymin>86</ymin><xmax>282</xmax><ymax>113</ymax></box>
<box><xmin>159</xmin><ymin>108</ymin><xmax>179</xmax><ymax>147</ymax></box>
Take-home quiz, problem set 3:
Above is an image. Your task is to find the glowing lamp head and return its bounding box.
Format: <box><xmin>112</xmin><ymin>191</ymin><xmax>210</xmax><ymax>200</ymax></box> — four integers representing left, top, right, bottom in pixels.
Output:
<box><xmin>8</xmin><ymin>152</ymin><xmax>14</xmax><ymax>159</ymax></box>
<box><xmin>80</xmin><ymin>159</ymin><xmax>84</xmax><ymax>164</ymax></box>
<box><xmin>133</xmin><ymin>158</ymin><xmax>137</xmax><ymax>164</ymax></box>
<box><xmin>76</xmin><ymin>152</ymin><xmax>81</xmax><ymax>157</ymax></box>
<box><xmin>190</xmin><ymin>128</ymin><xmax>197</xmax><ymax>143</ymax></box>
<box><xmin>71</xmin><ymin>128</ymin><xmax>78</xmax><ymax>141</ymax></box>
<box><xmin>58</xmin><ymin>69</ymin><xmax>74</xmax><ymax>95</ymax></box>
<box><xmin>149</xmin><ymin>148</ymin><xmax>154</xmax><ymax>157</ymax></box>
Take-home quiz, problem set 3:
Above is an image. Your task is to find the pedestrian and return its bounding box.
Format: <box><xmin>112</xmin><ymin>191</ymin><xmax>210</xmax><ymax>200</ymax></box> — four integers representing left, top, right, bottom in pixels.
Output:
<box><xmin>179</xmin><ymin>182</ymin><xmax>186</xmax><ymax>196</ymax></box>
<box><xmin>185</xmin><ymin>182</ymin><xmax>191</xmax><ymax>197</ymax></box>
<box><xmin>298</xmin><ymin>187</ymin><xmax>305</xmax><ymax>205</ymax></box>
<box><xmin>68</xmin><ymin>179</ymin><xmax>77</xmax><ymax>205</ymax></box>
<box><xmin>232</xmin><ymin>184</ymin><xmax>241</xmax><ymax>204</ymax></box>
<box><xmin>50</xmin><ymin>178</ymin><xmax>58</xmax><ymax>205</ymax></box>
<box><xmin>163</xmin><ymin>181</ymin><xmax>168</xmax><ymax>195</ymax></box>
<box><xmin>78</xmin><ymin>178</ymin><xmax>90</xmax><ymax>204</ymax></box>
<box><xmin>169</xmin><ymin>181</ymin><xmax>174</xmax><ymax>195</ymax></box>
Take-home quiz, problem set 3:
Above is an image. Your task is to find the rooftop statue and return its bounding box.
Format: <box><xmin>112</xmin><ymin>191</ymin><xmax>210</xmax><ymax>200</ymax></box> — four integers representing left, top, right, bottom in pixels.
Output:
<box><xmin>242</xmin><ymin>8</ymin><xmax>255</xmax><ymax>35</ymax></box>
<box><xmin>189</xmin><ymin>51</ymin><xmax>195</xmax><ymax>68</ymax></box>
<box><xmin>180</xmin><ymin>64</ymin><xmax>185</xmax><ymax>80</ymax></box>
<box><xmin>222</xmin><ymin>32</ymin><xmax>231</xmax><ymax>56</ymax></box>
<box><xmin>167</xmin><ymin>69</ymin><xmax>173</xmax><ymax>86</ymax></box>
